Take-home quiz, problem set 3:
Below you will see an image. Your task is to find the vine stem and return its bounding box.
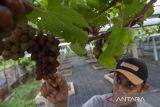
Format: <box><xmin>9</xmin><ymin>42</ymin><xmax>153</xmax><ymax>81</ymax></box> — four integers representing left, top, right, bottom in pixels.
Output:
<box><xmin>127</xmin><ymin>0</ymin><xmax>157</xmax><ymax>27</ymax></box>
<box><xmin>88</xmin><ymin>0</ymin><xmax>156</xmax><ymax>42</ymax></box>
<box><xmin>97</xmin><ymin>0</ymin><xmax>121</xmax><ymax>16</ymax></box>
<box><xmin>88</xmin><ymin>31</ymin><xmax>111</xmax><ymax>42</ymax></box>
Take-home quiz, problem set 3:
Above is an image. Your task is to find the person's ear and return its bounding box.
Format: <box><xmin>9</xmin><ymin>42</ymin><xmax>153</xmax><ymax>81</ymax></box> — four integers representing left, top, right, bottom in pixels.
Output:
<box><xmin>141</xmin><ymin>84</ymin><xmax>149</xmax><ymax>93</ymax></box>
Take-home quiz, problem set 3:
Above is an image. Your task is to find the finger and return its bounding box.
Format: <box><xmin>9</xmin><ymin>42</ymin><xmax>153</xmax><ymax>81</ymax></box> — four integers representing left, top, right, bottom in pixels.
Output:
<box><xmin>46</xmin><ymin>74</ymin><xmax>58</xmax><ymax>88</ymax></box>
<box><xmin>59</xmin><ymin>77</ymin><xmax>69</xmax><ymax>95</ymax></box>
<box><xmin>45</xmin><ymin>82</ymin><xmax>52</xmax><ymax>94</ymax></box>
<box><xmin>48</xmin><ymin>73</ymin><xmax>61</xmax><ymax>87</ymax></box>
<box><xmin>56</xmin><ymin>74</ymin><xmax>67</xmax><ymax>87</ymax></box>
<box><xmin>50</xmin><ymin>73</ymin><xmax>58</xmax><ymax>81</ymax></box>
<box><xmin>46</xmin><ymin>81</ymin><xmax>58</xmax><ymax>95</ymax></box>
<box><xmin>51</xmin><ymin>89</ymin><xmax>58</xmax><ymax>95</ymax></box>
<box><xmin>53</xmin><ymin>72</ymin><xmax>61</xmax><ymax>80</ymax></box>
<box><xmin>46</xmin><ymin>84</ymin><xmax>58</xmax><ymax>95</ymax></box>
<box><xmin>48</xmin><ymin>79</ymin><xmax>57</xmax><ymax>87</ymax></box>
<box><xmin>50</xmin><ymin>73</ymin><xmax>68</xmax><ymax>93</ymax></box>
<box><xmin>40</xmin><ymin>84</ymin><xmax>48</xmax><ymax>97</ymax></box>
<box><xmin>50</xmin><ymin>93</ymin><xmax>56</xmax><ymax>97</ymax></box>
<box><xmin>55</xmin><ymin>73</ymin><xmax>62</xmax><ymax>84</ymax></box>
<box><xmin>54</xmin><ymin>74</ymin><xmax>68</xmax><ymax>93</ymax></box>
<box><xmin>43</xmin><ymin>83</ymin><xmax>50</xmax><ymax>97</ymax></box>
<box><xmin>46</xmin><ymin>96</ymin><xmax>56</xmax><ymax>104</ymax></box>
<box><xmin>40</xmin><ymin>87</ymin><xmax>45</xmax><ymax>96</ymax></box>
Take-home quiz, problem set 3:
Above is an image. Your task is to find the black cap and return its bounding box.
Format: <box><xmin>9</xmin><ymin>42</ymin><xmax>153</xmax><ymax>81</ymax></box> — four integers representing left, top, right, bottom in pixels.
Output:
<box><xmin>114</xmin><ymin>57</ymin><xmax>148</xmax><ymax>85</ymax></box>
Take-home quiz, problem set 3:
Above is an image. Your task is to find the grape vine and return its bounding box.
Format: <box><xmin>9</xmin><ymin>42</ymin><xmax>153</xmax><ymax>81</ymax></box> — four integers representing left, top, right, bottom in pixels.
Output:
<box><xmin>93</xmin><ymin>39</ymin><xmax>103</xmax><ymax>59</ymax></box>
<box><xmin>0</xmin><ymin>0</ymin><xmax>157</xmax><ymax>76</ymax></box>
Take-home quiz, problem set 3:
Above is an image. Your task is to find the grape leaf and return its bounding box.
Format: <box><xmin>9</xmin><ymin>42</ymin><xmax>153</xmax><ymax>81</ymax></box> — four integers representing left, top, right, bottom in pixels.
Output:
<box><xmin>144</xmin><ymin>6</ymin><xmax>154</xmax><ymax>18</ymax></box>
<box><xmin>99</xmin><ymin>19</ymin><xmax>134</xmax><ymax>69</ymax></box>
<box><xmin>70</xmin><ymin>0</ymin><xmax>108</xmax><ymax>29</ymax></box>
<box><xmin>38</xmin><ymin>0</ymin><xmax>48</xmax><ymax>8</ymax></box>
<box><xmin>27</xmin><ymin>0</ymin><xmax>88</xmax><ymax>55</ymax></box>
<box><xmin>70</xmin><ymin>42</ymin><xmax>87</xmax><ymax>56</ymax></box>
<box><xmin>122</xmin><ymin>0</ymin><xmax>148</xmax><ymax>26</ymax></box>
<box><xmin>86</xmin><ymin>0</ymin><xmax>107</xmax><ymax>10</ymax></box>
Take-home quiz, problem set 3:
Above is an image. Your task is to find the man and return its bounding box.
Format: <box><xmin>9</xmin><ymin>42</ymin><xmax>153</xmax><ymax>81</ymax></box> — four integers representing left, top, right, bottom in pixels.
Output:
<box><xmin>40</xmin><ymin>57</ymin><xmax>153</xmax><ymax>107</ymax></box>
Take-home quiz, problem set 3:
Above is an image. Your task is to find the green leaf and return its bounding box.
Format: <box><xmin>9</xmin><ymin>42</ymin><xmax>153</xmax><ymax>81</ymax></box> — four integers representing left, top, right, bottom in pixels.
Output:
<box><xmin>99</xmin><ymin>19</ymin><xmax>134</xmax><ymax>69</ymax></box>
<box><xmin>70</xmin><ymin>42</ymin><xmax>87</xmax><ymax>56</ymax></box>
<box><xmin>122</xmin><ymin>0</ymin><xmax>147</xmax><ymax>25</ymax></box>
<box><xmin>70</xmin><ymin>0</ymin><xmax>108</xmax><ymax>29</ymax></box>
<box><xmin>86</xmin><ymin>0</ymin><xmax>107</xmax><ymax>11</ymax></box>
<box><xmin>144</xmin><ymin>6</ymin><xmax>154</xmax><ymax>18</ymax></box>
<box><xmin>27</xmin><ymin>0</ymin><xmax>89</xmax><ymax>55</ymax></box>
<box><xmin>99</xmin><ymin>52</ymin><xmax>116</xmax><ymax>69</ymax></box>
<box><xmin>72</xmin><ymin>3</ymin><xmax>95</xmax><ymax>21</ymax></box>
<box><xmin>124</xmin><ymin>0</ymin><xmax>133</xmax><ymax>5</ymax></box>
<box><xmin>86</xmin><ymin>0</ymin><xmax>100</xmax><ymax>9</ymax></box>
<box><xmin>39</xmin><ymin>0</ymin><xmax>48</xmax><ymax>8</ymax></box>
<box><xmin>90</xmin><ymin>13</ymin><xmax>108</xmax><ymax>28</ymax></box>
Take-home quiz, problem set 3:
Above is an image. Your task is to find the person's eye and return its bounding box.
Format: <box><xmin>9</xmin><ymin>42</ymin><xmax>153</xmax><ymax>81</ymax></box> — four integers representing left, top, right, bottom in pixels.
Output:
<box><xmin>127</xmin><ymin>82</ymin><xmax>135</xmax><ymax>89</ymax></box>
<box><xmin>116</xmin><ymin>76</ymin><xmax>122</xmax><ymax>84</ymax></box>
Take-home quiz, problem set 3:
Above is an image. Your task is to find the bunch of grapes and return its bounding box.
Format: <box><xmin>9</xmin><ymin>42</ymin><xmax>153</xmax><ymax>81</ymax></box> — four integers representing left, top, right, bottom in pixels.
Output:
<box><xmin>0</xmin><ymin>1</ymin><xmax>61</xmax><ymax>80</ymax></box>
<box><xmin>0</xmin><ymin>0</ymin><xmax>33</xmax><ymax>55</ymax></box>
<box><xmin>93</xmin><ymin>39</ymin><xmax>103</xmax><ymax>59</ymax></box>
<box><xmin>27</xmin><ymin>33</ymin><xmax>60</xmax><ymax>80</ymax></box>
<box><xmin>0</xmin><ymin>0</ymin><xmax>32</xmax><ymax>31</ymax></box>
<box><xmin>2</xmin><ymin>25</ymin><xmax>36</xmax><ymax>60</ymax></box>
